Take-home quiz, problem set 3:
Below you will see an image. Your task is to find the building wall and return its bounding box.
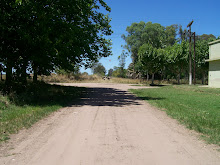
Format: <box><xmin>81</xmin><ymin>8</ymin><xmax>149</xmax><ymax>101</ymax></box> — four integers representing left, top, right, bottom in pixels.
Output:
<box><xmin>208</xmin><ymin>39</ymin><xmax>220</xmax><ymax>88</ymax></box>
<box><xmin>209</xmin><ymin>41</ymin><xmax>220</xmax><ymax>60</ymax></box>
<box><xmin>209</xmin><ymin>60</ymin><xmax>220</xmax><ymax>88</ymax></box>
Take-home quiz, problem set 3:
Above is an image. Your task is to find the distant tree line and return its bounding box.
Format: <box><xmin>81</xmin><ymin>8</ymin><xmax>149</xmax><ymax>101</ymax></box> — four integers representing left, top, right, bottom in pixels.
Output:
<box><xmin>92</xmin><ymin>63</ymin><xmax>106</xmax><ymax>76</ymax></box>
<box><xmin>0</xmin><ymin>0</ymin><xmax>112</xmax><ymax>91</ymax></box>
<box><xmin>106</xmin><ymin>50</ymin><xmax>128</xmax><ymax>78</ymax></box>
<box><xmin>122</xmin><ymin>21</ymin><xmax>217</xmax><ymax>84</ymax></box>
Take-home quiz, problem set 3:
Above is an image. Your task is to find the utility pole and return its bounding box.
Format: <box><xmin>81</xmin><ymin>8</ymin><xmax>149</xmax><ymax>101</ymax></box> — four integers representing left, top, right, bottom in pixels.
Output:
<box><xmin>187</xmin><ymin>20</ymin><xmax>194</xmax><ymax>85</ymax></box>
<box><xmin>193</xmin><ymin>32</ymin><xmax>196</xmax><ymax>85</ymax></box>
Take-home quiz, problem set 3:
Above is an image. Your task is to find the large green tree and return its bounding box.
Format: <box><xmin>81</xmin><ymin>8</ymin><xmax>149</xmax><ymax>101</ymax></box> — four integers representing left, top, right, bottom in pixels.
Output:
<box><xmin>199</xmin><ymin>34</ymin><xmax>216</xmax><ymax>41</ymax></box>
<box><xmin>122</xmin><ymin>22</ymin><xmax>167</xmax><ymax>62</ymax></box>
<box><xmin>121</xmin><ymin>21</ymin><xmax>146</xmax><ymax>63</ymax></box>
<box><xmin>118</xmin><ymin>50</ymin><xmax>127</xmax><ymax>78</ymax></box>
<box><xmin>138</xmin><ymin>44</ymin><xmax>165</xmax><ymax>84</ymax></box>
<box><xmin>92</xmin><ymin>63</ymin><xmax>106</xmax><ymax>76</ymax></box>
<box><xmin>165</xmin><ymin>41</ymin><xmax>188</xmax><ymax>84</ymax></box>
<box><xmin>195</xmin><ymin>37</ymin><xmax>216</xmax><ymax>84</ymax></box>
<box><xmin>122</xmin><ymin>21</ymin><xmax>178</xmax><ymax>81</ymax></box>
<box><xmin>141</xmin><ymin>22</ymin><xmax>166</xmax><ymax>49</ymax></box>
<box><xmin>123</xmin><ymin>20</ymin><xmax>218</xmax><ymax>85</ymax></box>
<box><xmin>165</xmin><ymin>24</ymin><xmax>178</xmax><ymax>46</ymax></box>
<box><xmin>107</xmin><ymin>68</ymin><xmax>113</xmax><ymax>77</ymax></box>
<box><xmin>0</xmin><ymin>0</ymin><xmax>112</xmax><ymax>89</ymax></box>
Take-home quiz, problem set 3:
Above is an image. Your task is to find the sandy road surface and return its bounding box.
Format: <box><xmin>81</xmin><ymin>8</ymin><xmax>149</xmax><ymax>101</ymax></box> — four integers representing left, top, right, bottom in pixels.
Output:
<box><xmin>0</xmin><ymin>83</ymin><xmax>219</xmax><ymax>165</ymax></box>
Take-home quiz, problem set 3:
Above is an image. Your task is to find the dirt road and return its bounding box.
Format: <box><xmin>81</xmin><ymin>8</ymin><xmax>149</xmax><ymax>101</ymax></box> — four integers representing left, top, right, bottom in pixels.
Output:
<box><xmin>0</xmin><ymin>83</ymin><xmax>219</xmax><ymax>165</ymax></box>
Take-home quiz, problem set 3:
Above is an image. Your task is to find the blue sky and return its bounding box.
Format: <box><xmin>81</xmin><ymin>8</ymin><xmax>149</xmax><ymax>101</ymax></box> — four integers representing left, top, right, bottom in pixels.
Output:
<box><xmin>81</xmin><ymin>0</ymin><xmax>220</xmax><ymax>74</ymax></box>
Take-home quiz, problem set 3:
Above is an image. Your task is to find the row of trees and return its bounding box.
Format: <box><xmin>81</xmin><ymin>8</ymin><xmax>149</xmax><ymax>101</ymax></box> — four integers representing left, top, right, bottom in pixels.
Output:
<box><xmin>122</xmin><ymin>21</ymin><xmax>217</xmax><ymax>84</ymax></box>
<box><xmin>92</xmin><ymin>64</ymin><xmax>127</xmax><ymax>78</ymax></box>
<box><xmin>92</xmin><ymin>63</ymin><xmax>106</xmax><ymax>76</ymax></box>
<box><xmin>0</xmin><ymin>0</ymin><xmax>112</xmax><ymax>90</ymax></box>
<box><xmin>92</xmin><ymin>50</ymin><xmax>128</xmax><ymax>77</ymax></box>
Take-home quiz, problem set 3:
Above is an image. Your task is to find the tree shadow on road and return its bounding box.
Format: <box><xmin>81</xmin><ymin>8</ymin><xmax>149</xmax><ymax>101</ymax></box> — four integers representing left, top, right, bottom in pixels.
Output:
<box><xmin>73</xmin><ymin>87</ymin><xmax>164</xmax><ymax>107</ymax></box>
<box><xmin>3</xmin><ymin>82</ymin><xmax>87</xmax><ymax>107</ymax></box>
<box><xmin>4</xmin><ymin>82</ymin><xmax>164</xmax><ymax>108</ymax></box>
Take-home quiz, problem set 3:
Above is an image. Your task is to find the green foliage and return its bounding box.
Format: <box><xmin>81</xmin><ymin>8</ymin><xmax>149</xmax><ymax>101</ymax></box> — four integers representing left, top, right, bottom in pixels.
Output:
<box><xmin>55</xmin><ymin>65</ymin><xmax>80</xmax><ymax>76</ymax></box>
<box><xmin>141</xmin><ymin>22</ymin><xmax>166</xmax><ymax>49</ymax></box>
<box><xmin>0</xmin><ymin>0</ymin><xmax>112</xmax><ymax>87</ymax></box>
<box><xmin>107</xmin><ymin>68</ymin><xmax>113</xmax><ymax>77</ymax></box>
<box><xmin>178</xmin><ymin>25</ymin><xmax>187</xmax><ymax>42</ymax></box>
<box><xmin>92</xmin><ymin>63</ymin><xmax>106</xmax><ymax>76</ymax></box>
<box><xmin>123</xmin><ymin>21</ymin><xmax>217</xmax><ymax>84</ymax></box>
<box><xmin>165</xmin><ymin>24</ymin><xmax>178</xmax><ymax>46</ymax></box>
<box><xmin>123</xmin><ymin>21</ymin><xmax>179</xmax><ymax>80</ymax></box>
<box><xmin>112</xmin><ymin>66</ymin><xmax>127</xmax><ymax>78</ymax></box>
<box><xmin>138</xmin><ymin>44</ymin><xmax>164</xmax><ymax>74</ymax></box>
<box><xmin>165</xmin><ymin>41</ymin><xmax>188</xmax><ymax>77</ymax></box>
<box><xmin>117</xmin><ymin>50</ymin><xmax>128</xmax><ymax>78</ymax></box>
<box><xmin>195</xmin><ymin>37</ymin><xmax>215</xmax><ymax>82</ymax></box>
<box><xmin>198</xmin><ymin>34</ymin><xmax>216</xmax><ymax>41</ymax></box>
<box><xmin>130</xmin><ymin>85</ymin><xmax>220</xmax><ymax>146</ymax></box>
<box><xmin>196</xmin><ymin>40</ymin><xmax>209</xmax><ymax>72</ymax></box>
<box><xmin>121</xmin><ymin>21</ymin><xmax>146</xmax><ymax>62</ymax></box>
<box><xmin>122</xmin><ymin>21</ymin><xmax>167</xmax><ymax>63</ymax></box>
<box><xmin>112</xmin><ymin>67</ymin><xmax>120</xmax><ymax>77</ymax></box>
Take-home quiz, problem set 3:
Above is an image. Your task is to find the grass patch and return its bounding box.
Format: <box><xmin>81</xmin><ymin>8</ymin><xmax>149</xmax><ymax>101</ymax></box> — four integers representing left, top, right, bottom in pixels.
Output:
<box><xmin>130</xmin><ymin>85</ymin><xmax>220</xmax><ymax>146</ymax></box>
<box><xmin>0</xmin><ymin>82</ymin><xmax>86</xmax><ymax>142</ymax></box>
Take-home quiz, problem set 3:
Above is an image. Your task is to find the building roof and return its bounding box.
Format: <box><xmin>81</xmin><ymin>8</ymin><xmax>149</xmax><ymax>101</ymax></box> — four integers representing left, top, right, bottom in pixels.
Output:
<box><xmin>206</xmin><ymin>39</ymin><xmax>220</xmax><ymax>62</ymax></box>
<box><xmin>205</xmin><ymin>57</ymin><xmax>220</xmax><ymax>62</ymax></box>
<box><xmin>209</xmin><ymin>39</ymin><xmax>220</xmax><ymax>46</ymax></box>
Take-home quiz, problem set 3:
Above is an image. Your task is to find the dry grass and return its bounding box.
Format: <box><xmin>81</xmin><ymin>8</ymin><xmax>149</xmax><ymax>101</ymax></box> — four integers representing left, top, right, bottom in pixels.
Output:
<box><xmin>40</xmin><ymin>74</ymin><xmax>144</xmax><ymax>84</ymax></box>
<box><xmin>39</xmin><ymin>73</ymin><xmax>100</xmax><ymax>83</ymax></box>
<box><xmin>0</xmin><ymin>74</ymin><xmax>6</xmax><ymax>80</ymax></box>
<box><xmin>109</xmin><ymin>77</ymin><xmax>143</xmax><ymax>84</ymax></box>
<box><xmin>39</xmin><ymin>74</ymin><xmax>192</xmax><ymax>85</ymax></box>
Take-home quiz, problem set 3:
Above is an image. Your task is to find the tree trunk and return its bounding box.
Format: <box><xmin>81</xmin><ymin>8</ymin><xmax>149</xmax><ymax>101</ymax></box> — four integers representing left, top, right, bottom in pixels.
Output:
<box><xmin>146</xmin><ymin>72</ymin><xmax>149</xmax><ymax>81</ymax></box>
<box><xmin>33</xmin><ymin>65</ymin><xmax>38</xmax><ymax>83</ymax></box>
<box><xmin>21</xmin><ymin>63</ymin><xmax>27</xmax><ymax>85</ymax></box>
<box><xmin>21</xmin><ymin>65</ymin><xmax>27</xmax><ymax>85</ymax></box>
<box><xmin>5</xmin><ymin>62</ymin><xmax>13</xmax><ymax>87</ymax></box>
<box><xmin>133</xmin><ymin>68</ymin><xmax>135</xmax><ymax>79</ymax></box>
<box><xmin>202</xmin><ymin>73</ymin><xmax>205</xmax><ymax>85</ymax></box>
<box><xmin>1</xmin><ymin>72</ymin><xmax>2</xmax><ymax>81</ymax></box>
<box><xmin>177</xmin><ymin>72</ymin><xmax>180</xmax><ymax>85</ymax></box>
<box><xmin>151</xmin><ymin>73</ymin><xmax>155</xmax><ymax>85</ymax></box>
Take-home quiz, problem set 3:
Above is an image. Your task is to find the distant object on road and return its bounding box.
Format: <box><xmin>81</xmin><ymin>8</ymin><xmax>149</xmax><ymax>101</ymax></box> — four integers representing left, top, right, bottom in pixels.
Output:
<box><xmin>102</xmin><ymin>76</ymin><xmax>111</xmax><ymax>80</ymax></box>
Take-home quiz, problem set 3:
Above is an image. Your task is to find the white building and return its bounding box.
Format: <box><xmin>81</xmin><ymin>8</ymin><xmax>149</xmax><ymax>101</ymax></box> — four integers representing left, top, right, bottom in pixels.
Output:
<box><xmin>206</xmin><ymin>39</ymin><xmax>220</xmax><ymax>88</ymax></box>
